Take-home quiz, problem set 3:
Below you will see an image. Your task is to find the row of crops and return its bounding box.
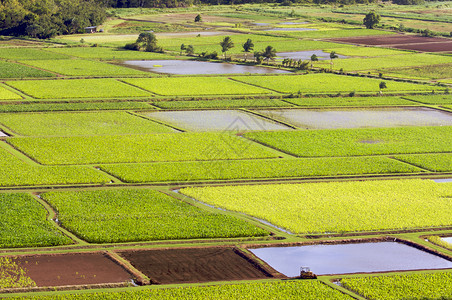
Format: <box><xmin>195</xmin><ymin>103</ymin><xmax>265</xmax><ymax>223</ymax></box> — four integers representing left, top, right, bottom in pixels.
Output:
<box><xmin>0</xmin><ymin>74</ymin><xmax>446</xmax><ymax>100</ymax></box>
<box><xmin>1</xmin><ymin>179</ymin><xmax>450</xmax><ymax>247</ymax></box>
<box><xmin>4</xmin><ymin>272</ymin><xmax>451</xmax><ymax>299</ymax></box>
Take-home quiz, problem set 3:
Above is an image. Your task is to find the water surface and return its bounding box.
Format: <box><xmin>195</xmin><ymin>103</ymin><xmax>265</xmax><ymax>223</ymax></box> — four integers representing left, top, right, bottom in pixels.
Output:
<box><xmin>142</xmin><ymin>110</ymin><xmax>291</xmax><ymax>131</ymax></box>
<box><xmin>122</xmin><ymin>60</ymin><xmax>289</xmax><ymax>75</ymax></box>
<box><xmin>255</xmin><ymin>107</ymin><xmax>452</xmax><ymax>129</ymax></box>
<box><xmin>250</xmin><ymin>242</ymin><xmax>452</xmax><ymax>276</ymax></box>
<box><xmin>442</xmin><ymin>237</ymin><xmax>452</xmax><ymax>244</ymax></box>
<box><xmin>277</xmin><ymin>50</ymin><xmax>347</xmax><ymax>60</ymax></box>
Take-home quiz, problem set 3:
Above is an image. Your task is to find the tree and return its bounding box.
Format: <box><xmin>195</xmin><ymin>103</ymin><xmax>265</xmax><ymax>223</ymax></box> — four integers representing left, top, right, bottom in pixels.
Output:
<box><xmin>136</xmin><ymin>32</ymin><xmax>160</xmax><ymax>52</ymax></box>
<box><xmin>363</xmin><ymin>12</ymin><xmax>380</xmax><ymax>29</ymax></box>
<box><xmin>310</xmin><ymin>54</ymin><xmax>318</xmax><ymax>68</ymax></box>
<box><xmin>379</xmin><ymin>81</ymin><xmax>387</xmax><ymax>91</ymax></box>
<box><xmin>220</xmin><ymin>36</ymin><xmax>234</xmax><ymax>59</ymax></box>
<box><xmin>180</xmin><ymin>43</ymin><xmax>186</xmax><ymax>55</ymax></box>
<box><xmin>242</xmin><ymin>38</ymin><xmax>254</xmax><ymax>62</ymax></box>
<box><xmin>262</xmin><ymin>45</ymin><xmax>276</xmax><ymax>65</ymax></box>
<box><xmin>194</xmin><ymin>14</ymin><xmax>202</xmax><ymax>22</ymax></box>
<box><xmin>254</xmin><ymin>51</ymin><xmax>264</xmax><ymax>64</ymax></box>
<box><xmin>329</xmin><ymin>51</ymin><xmax>338</xmax><ymax>70</ymax></box>
<box><xmin>186</xmin><ymin>44</ymin><xmax>194</xmax><ymax>55</ymax></box>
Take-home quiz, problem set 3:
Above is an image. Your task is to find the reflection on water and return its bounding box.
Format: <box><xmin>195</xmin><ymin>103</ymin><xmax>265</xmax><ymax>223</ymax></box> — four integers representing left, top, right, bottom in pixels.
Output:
<box><xmin>142</xmin><ymin>110</ymin><xmax>291</xmax><ymax>132</ymax></box>
<box><xmin>250</xmin><ymin>242</ymin><xmax>452</xmax><ymax>276</ymax></box>
<box><xmin>121</xmin><ymin>60</ymin><xmax>289</xmax><ymax>75</ymax></box>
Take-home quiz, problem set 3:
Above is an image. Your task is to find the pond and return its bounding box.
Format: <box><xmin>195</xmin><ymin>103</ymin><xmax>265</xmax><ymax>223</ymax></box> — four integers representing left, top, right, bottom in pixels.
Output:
<box><xmin>255</xmin><ymin>107</ymin><xmax>452</xmax><ymax>129</ymax></box>
<box><xmin>121</xmin><ymin>60</ymin><xmax>289</xmax><ymax>75</ymax></box>
<box><xmin>142</xmin><ymin>110</ymin><xmax>291</xmax><ymax>131</ymax></box>
<box><xmin>249</xmin><ymin>242</ymin><xmax>452</xmax><ymax>276</ymax></box>
<box><xmin>277</xmin><ymin>50</ymin><xmax>347</xmax><ymax>61</ymax></box>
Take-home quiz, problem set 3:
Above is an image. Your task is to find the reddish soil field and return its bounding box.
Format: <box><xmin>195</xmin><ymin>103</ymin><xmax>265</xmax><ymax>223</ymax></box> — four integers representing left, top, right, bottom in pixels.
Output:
<box><xmin>391</xmin><ymin>42</ymin><xmax>452</xmax><ymax>52</ymax></box>
<box><xmin>15</xmin><ymin>252</ymin><xmax>133</xmax><ymax>287</ymax></box>
<box><xmin>332</xmin><ymin>35</ymin><xmax>452</xmax><ymax>52</ymax></box>
<box><xmin>119</xmin><ymin>247</ymin><xmax>274</xmax><ymax>284</ymax></box>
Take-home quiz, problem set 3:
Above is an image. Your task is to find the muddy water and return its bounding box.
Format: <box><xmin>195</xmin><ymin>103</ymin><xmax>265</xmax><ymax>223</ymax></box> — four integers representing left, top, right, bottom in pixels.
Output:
<box><xmin>121</xmin><ymin>60</ymin><xmax>289</xmax><ymax>75</ymax></box>
<box><xmin>277</xmin><ymin>50</ymin><xmax>347</xmax><ymax>60</ymax></box>
<box><xmin>250</xmin><ymin>242</ymin><xmax>452</xmax><ymax>276</ymax></box>
<box><xmin>142</xmin><ymin>110</ymin><xmax>291</xmax><ymax>131</ymax></box>
<box><xmin>255</xmin><ymin>107</ymin><xmax>452</xmax><ymax>129</ymax></box>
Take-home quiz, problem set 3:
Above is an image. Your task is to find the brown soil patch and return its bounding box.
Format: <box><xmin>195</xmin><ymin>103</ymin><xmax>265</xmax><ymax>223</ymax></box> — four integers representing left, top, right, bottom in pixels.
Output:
<box><xmin>118</xmin><ymin>247</ymin><xmax>273</xmax><ymax>284</ymax></box>
<box><xmin>391</xmin><ymin>41</ymin><xmax>452</xmax><ymax>52</ymax></box>
<box><xmin>332</xmin><ymin>35</ymin><xmax>450</xmax><ymax>46</ymax></box>
<box><xmin>15</xmin><ymin>252</ymin><xmax>133</xmax><ymax>287</ymax></box>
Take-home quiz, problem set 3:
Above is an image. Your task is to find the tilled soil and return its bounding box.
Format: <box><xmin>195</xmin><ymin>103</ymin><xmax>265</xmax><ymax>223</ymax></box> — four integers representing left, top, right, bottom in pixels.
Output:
<box><xmin>15</xmin><ymin>252</ymin><xmax>133</xmax><ymax>287</ymax></box>
<box><xmin>119</xmin><ymin>247</ymin><xmax>273</xmax><ymax>284</ymax></box>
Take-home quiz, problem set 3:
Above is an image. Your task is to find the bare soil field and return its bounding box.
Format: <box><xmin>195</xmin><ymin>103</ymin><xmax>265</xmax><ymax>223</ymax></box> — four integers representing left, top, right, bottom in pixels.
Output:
<box><xmin>15</xmin><ymin>252</ymin><xmax>133</xmax><ymax>287</ymax></box>
<box><xmin>118</xmin><ymin>247</ymin><xmax>274</xmax><ymax>284</ymax></box>
<box><xmin>332</xmin><ymin>34</ymin><xmax>452</xmax><ymax>52</ymax></box>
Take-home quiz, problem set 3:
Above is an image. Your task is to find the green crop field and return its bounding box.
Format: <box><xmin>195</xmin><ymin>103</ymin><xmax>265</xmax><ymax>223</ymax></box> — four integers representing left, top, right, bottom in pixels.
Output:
<box><xmin>180</xmin><ymin>179</ymin><xmax>452</xmax><ymax>234</ymax></box>
<box><xmin>123</xmin><ymin>77</ymin><xmax>274</xmax><ymax>96</ymax></box>
<box><xmin>0</xmin><ymin>86</ymin><xmax>22</xmax><ymax>100</ymax></box>
<box><xmin>0</xmin><ymin>60</ymin><xmax>54</xmax><ymax>78</ymax></box>
<box><xmin>385</xmin><ymin>64</ymin><xmax>452</xmax><ymax>80</ymax></box>
<box><xmin>395</xmin><ymin>153</ymin><xmax>452</xmax><ymax>172</ymax></box>
<box><xmin>341</xmin><ymin>272</ymin><xmax>452</xmax><ymax>300</ymax></box>
<box><xmin>245</xmin><ymin>126</ymin><xmax>452</xmax><ymax>157</ymax></box>
<box><xmin>0</xmin><ymin>111</ymin><xmax>173</xmax><ymax>136</ymax></box>
<box><xmin>41</xmin><ymin>189</ymin><xmax>268</xmax><ymax>243</ymax></box>
<box><xmin>266</xmin><ymin>28</ymin><xmax>395</xmax><ymax>39</ymax></box>
<box><xmin>21</xmin><ymin>59</ymin><xmax>148</xmax><ymax>76</ymax></box>
<box><xmin>427</xmin><ymin>236</ymin><xmax>452</xmax><ymax>251</ymax></box>
<box><xmin>45</xmin><ymin>46</ymin><xmax>178</xmax><ymax>60</ymax></box>
<box><xmin>6</xmin><ymin>280</ymin><xmax>353</xmax><ymax>299</ymax></box>
<box><xmin>0</xmin><ymin>193</ymin><xmax>72</xmax><ymax>248</ymax></box>
<box><xmin>0</xmin><ymin>146</ymin><xmax>110</xmax><ymax>186</ymax></box>
<box><xmin>0</xmin><ymin>48</ymin><xmax>70</xmax><ymax>60</ymax></box>
<box><xmin>403</xmin><ymin>94</ymin><xmax>452</xmax><ymax>105</ymax></box>
<box><xmin>233</xmin><ymin>74</ymin><xmax>440</xmax><ymax>94</ymax></box>
<box><xmin>285</xmin><ymin>96</ymin><xmax>416</xmax><ymax>107</ymax></box>
<box><xmin>5</xmin><ymin>79</ymin><xmax>151</xmax><ymax>99</ymax></box>
<box><xmin>329</xmin><ymin>54</ymin><xmax>452</xmax><ymax>72</ymax></box>
<box><xmin>154</xmin><ymin>98</ymin><xmax>292</xmax><ymax>109</ymax></box>
<box><xmin>0</xmin><ymin>102</ymin><xmax>152</xmax><ymax>113</ymax></box>
<box><xmin>101</xmin><ymin>156</ymin><xmax>421</xmax><ymax>183</ymax></box>
<box><xmin>8</xmin><ymin>132</ymin><xmax>278</xmax><ymax>165</ymax></box>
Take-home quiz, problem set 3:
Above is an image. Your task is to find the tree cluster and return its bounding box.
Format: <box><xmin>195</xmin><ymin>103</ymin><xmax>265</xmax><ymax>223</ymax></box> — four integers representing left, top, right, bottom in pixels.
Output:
<box><xmin>0</xmin><ymin>0</ymin><xmax>106</xmax><ymax>38</ymax></box>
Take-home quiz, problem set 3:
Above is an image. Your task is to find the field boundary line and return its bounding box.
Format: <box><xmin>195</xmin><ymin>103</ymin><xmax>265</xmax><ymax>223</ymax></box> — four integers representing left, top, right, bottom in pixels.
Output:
<box><xmin>125</xmin><ymin>111</ymin><xmax>186</xmax><ymax>132</ymax></box>
<box><xmin>117</xmin><ymin>79</ymin><xmax>160</xmax><ymax>96</ymax></box>
<box><xmin>228</xmin><ymin>77</ymin><xmax>284</xmax><ymax>94</ymax></box>
<box><xmin>240</xmin><ymin>108</ymin><xmax>298</xmax><ymax>129</ymax></box>
<box><xmin>318</xmin><ymin>278</ymin><xmax>365</xmax><ymax>300</ymax></box>
<box><xmin>0</xmin><ymin>141</ymin><xmax>43</xmax><ymax>166</ymax></box>
<box><xmin>30</xmin><ymin>192</ymin><xmax>87</xmax><ymax>245</ymax></box>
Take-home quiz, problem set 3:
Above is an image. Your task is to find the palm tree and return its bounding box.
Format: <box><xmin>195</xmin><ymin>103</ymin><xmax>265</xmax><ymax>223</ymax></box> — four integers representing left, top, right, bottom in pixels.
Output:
<box><xmin>242</xmin><ymin>38</ymin><xmax>254</xmax><ymax>62</ymax></box>
<box><xmin>310</xmin><ymin>54</ymin><xmax>318</xmax><ymax>68</ymax></box>
<box><xmin>220</xmin><ymin>36</ymin><xmax>234</xmax><ymax>60</ymax></box>
<box><xmin>329</xmin><ymin>51</ymin><xmax>338</xmax><ymax>70</ymax></box>
<box><xmin>262</xmin><ymin>45</ymin><xmax>276</xmax><ymax>65</ymax></box>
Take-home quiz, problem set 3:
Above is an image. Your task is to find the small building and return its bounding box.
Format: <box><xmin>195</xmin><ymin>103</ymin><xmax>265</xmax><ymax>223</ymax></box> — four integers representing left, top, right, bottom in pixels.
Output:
<box><xmin>84</xmin><ymin>26</ymin><xmax>97</xmax><ymax>33</ymax></box>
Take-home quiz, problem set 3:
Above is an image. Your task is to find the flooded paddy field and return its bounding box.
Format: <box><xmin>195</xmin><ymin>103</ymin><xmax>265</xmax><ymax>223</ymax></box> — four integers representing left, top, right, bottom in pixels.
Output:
<box><xmin>442</xmin><ymin>237</ymin><xmax>452</xmax><ymax>243</ymax></box>
<box><xmin>250</xmin><ymin>242</ymin><xmax>452</xmax><ymax>277</ymax></box>
<box><xmin>277</xmin><ymin>50</ymin><xmax>347</xmax><ymax>60</ymax></box>
<box><xmin>121</xmin><ymin>60</ymin><xmax>289</xmax><ymax>75</ymax></box>
<box><xmin>141</xmin><ymin>110</ymin><xmax>291</xmax><ymax>131</ymax></box>
<box><xmin>14</xmin><ymin>252</ymin><xmax>133</xmax><ymax>287</ymax></box>
<box><xmin>255</xmin><ymin>107</ymin><xmax>452</xmax><ymax>129</ymax></box>
<box><xmin>118</xmin><ymin>247</ymin><xmax>274</xmax><ymax>284</ymax></box>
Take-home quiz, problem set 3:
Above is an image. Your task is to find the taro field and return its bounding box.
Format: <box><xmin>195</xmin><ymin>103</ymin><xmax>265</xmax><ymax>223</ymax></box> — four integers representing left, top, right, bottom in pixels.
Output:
<box><xmin>0</xmin><ymin>3</ymin><xmax>451</xmax><ymax>299</ymax></box>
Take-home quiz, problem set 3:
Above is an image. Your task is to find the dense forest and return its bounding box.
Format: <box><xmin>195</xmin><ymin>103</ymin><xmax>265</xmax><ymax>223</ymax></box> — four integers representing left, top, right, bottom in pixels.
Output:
<box><xmin>0</xmin><ymin>0</ymin><xmax>106</xmax><ymax>38</ymax></box>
